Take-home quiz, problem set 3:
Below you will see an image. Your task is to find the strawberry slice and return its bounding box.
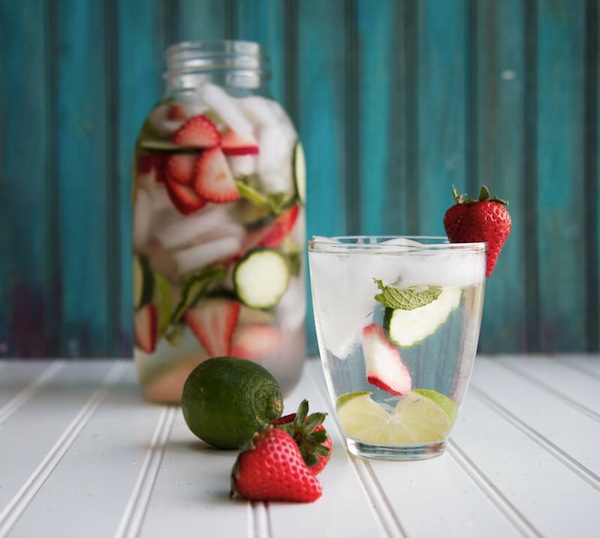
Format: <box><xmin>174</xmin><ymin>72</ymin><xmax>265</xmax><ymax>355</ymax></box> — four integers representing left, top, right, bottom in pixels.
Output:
<box><xmin>173</xmin><ymin>114</ymin><xmax>221</xmax><ymax>148</ymax></box>
<box><xmin>165</xmin><ymin>178</ymin><xmax>206</xmax><ymax>215</ymax></box>
<box><xmin>221</xmin><ymin>130</ymin><xmax>260</xmax><ymax>156</ymax></box>
<box><xmin>230</xmin><ymin>325</ymin><xmax>281</xmax><ymax>362</ymax></box>
<box><xmin>167</xmin><ymin>104</ymin><xmax>187</xmax><ymax>121</ymax></box>
<box><xmin>361</xmin><ymin>323</ymin><xmax>411</xmax><ymax>395</ymax></box>
<box><xmin>165</xmin><ymin>153</ymin><xmax>196</xmax><ymax>185</ymax></box>
<box><xmin>258</xmin><ymin>204</ymin><xmax>300</xmax><ymax>248</ymax></box>
<box><xmin>185</xmin><ymin>298</ymin><xmax>241</xmax><ymax>356</ymax></box>
<box><xmin>193</xmin><ymin>146</ymin><xmax>240</xmax><ymax>203</ymax></box>
<box><xmin>135</xmin><ymin>304</ymin><xmax>157</xmax><ymax>353</ymax></box>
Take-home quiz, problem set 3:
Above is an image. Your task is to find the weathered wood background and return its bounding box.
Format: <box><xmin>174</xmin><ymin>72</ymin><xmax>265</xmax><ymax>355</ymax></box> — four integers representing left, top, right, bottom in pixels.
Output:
<box><xmin>1</xmin><ymin>0</ymin><xmax>598</xmax><ymax>358</ymax></box>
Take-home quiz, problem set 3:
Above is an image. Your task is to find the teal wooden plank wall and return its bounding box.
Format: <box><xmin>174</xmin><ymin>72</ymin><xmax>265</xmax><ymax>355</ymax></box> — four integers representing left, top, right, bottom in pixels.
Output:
<box><xmin>0</xmin><ymin>0</ymin><xmax>598</xmax><ymax>358</ymax></box>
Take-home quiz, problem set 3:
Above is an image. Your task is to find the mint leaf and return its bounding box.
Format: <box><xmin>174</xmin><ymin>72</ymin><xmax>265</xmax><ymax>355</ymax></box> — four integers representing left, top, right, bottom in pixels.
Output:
<box><xmin>374</xmin><ymin>279</ymin><xmax>442</xmax><ymax>310</ymax></box>
<box><xmin>170</xmin><ymin>265</ymin><xmax>227</xmax><ymax>324</ymax></box>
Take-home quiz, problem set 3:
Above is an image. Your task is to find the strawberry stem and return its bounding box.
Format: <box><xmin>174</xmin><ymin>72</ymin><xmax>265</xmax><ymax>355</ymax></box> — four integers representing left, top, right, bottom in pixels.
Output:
<box><xmin>451</xmin><ymin>184</ymin><xmax>509</xmax><ymax>206</ymax></box>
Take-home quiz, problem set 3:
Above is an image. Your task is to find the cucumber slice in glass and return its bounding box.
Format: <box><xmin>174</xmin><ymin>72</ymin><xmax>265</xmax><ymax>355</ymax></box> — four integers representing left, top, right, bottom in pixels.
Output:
<box><xmin>384</xmin><ymin>288</ymin><xmax>462</xmax><ymax>347</ymax></box>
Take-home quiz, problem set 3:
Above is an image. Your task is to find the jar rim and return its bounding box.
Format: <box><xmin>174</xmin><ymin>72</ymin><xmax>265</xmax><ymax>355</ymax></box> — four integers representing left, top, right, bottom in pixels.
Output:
<box><xmin>166</xmin><ymin>40</ymin><xmax>265</xmax><ymax>57</ymax></box>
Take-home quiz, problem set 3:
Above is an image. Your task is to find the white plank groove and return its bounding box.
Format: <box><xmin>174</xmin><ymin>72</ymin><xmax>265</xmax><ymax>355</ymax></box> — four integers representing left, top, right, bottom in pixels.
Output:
<box><xmin>470</xmin><ymin>358</ymin><xmax>600</xmax><ymax>477</ymax></box>
<box><xmin>446</xmin><ymin>442</ymin><xmax>541</xmax><ymax>538</ymax></box>
<box><xmin>115</xmin><ymin>405</ymin><xmax>178</xmax><ymax>538</ymax></box>
<box><xmin>0</xmin><ymin>357</ymin><xmax>599</xmax><ymax>537</ymax></box>
<box><xmin>0</xmin><ymin>361</ymin><xmax>65</xmax><ymax>418</ymax></box>
<box><xmin>493</xmin><ymin>355</ymin><xmax>600</xmax><ymax>418</ymax></box>
<box><xmin>0</xmin><ymin>361</ymin><xmax>127</xmax><ymax>537</ymax></box>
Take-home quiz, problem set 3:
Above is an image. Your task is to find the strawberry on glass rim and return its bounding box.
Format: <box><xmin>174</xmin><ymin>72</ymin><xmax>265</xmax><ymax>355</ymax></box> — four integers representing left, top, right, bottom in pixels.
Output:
<box><xmin>443</xmin><ymin>185</ymin><xmax>512</xmax><ymax>277</ymax></box>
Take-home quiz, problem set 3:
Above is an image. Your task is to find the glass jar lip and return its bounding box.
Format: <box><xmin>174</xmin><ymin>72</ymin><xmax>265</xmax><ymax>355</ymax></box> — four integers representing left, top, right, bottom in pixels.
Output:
<box><xmin>308</xmin><ymin>235</ymin><xmax>487</xmax><ymax>253</ymax></box>
<box><xmin>166</xmin><ymin>40</ymin><xmax>265</xmax><ymax>57</ymax></box>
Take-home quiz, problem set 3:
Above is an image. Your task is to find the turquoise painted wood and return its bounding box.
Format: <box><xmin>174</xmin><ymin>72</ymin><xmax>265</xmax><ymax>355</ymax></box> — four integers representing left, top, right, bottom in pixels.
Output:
<box><xmin>0</xmin><ymin>0</ymin><xmax>598</xmax><ymax>358</ymax></box>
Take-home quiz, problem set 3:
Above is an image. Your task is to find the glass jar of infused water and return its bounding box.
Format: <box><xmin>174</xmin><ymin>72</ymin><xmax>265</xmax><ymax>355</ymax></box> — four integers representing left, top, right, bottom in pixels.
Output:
<box><xmin>132</xmin><ymin>41</ymin><xmax>306</xmax><ymax>402</ymax></box>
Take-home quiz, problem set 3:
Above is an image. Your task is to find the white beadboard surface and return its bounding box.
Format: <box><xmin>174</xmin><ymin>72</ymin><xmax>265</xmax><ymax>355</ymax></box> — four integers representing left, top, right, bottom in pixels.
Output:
<box><xmin>0</xmin><ymin>355</ymin><xmax>599</xmax><ymax>538</ymax></box>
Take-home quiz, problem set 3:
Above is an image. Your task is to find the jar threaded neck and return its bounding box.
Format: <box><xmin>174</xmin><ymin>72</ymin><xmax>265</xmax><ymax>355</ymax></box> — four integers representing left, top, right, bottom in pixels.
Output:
<box><xmin>164</xmin><ymin>40</ymin><xmax>269</xmax><ymax>91</ymax></box>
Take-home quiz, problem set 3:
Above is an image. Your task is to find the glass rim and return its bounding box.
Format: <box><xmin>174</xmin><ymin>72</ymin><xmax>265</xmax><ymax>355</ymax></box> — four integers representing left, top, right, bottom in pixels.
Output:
<box><xmin>308</xmin><ymin>235</ymin><xmax>487</xmax><ymax>253</ymax></box>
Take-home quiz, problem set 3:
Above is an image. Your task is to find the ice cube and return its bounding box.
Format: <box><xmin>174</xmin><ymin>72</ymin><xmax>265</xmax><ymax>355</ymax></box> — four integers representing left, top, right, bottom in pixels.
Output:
<box><xmin>155</xmin><ymin>204</ymin><xmax>244</xmax><ymax>250</ymax></box>
<box><xmin>148</xmin><ymin>104</ymin><xmax>185</xmax><ymax>137</ymax></box>
<box><xmin>237</xmin><ymin>95</ymin><xmax>280</xmax><ymax>126</ymax></box>
<box><xmin>173</xmin><ymin>236</ymin><xmax>242</xmax><ymax>276</ymax></box>
<box><xmin>309</xmin><ymin>251</ymin><xmax>377</xmax><ymax>359</ymax></box>
<box><xmin>276</xmin><ymin>275</ymin><xmax>307</xmax><ymax>331</ymax></box>
<box><xmin>380</xmin><ymin>249</ymin><xmax>486</xmax><ymax>288</ymax></box>
<box><xmin>179</xmin><ymin>92</ymin><xmax>210</xmax><ymax>118</ymax></box>
<box><xmin>256</xmin><ymin>124</ymin><xmax>295</xmax><ymax>193</ymax></box>
<box><xmin>201</xmin><ymin>83</ymin><xmax>254</xmax><ymax>134</ymax></box>
<box><xmin>227</xmin><ymin>155</ymin><xmax>258</xmax><ymax>176</ymax></box>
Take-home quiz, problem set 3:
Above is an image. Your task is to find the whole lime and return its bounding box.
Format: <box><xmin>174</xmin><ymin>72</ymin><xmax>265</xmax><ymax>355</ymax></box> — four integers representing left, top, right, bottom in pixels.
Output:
<box><xmin>181</xmin><ymin>356</ymin><xmax>284</xmax><ymax>449</ymax></box>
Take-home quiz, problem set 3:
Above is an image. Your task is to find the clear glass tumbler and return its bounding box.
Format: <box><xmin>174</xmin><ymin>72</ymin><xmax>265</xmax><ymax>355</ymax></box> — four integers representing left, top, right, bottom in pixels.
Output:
<box><xmin>308</xmin><ymin>236</ymin><xmax>486</xmax><ymax>460</ymax></box>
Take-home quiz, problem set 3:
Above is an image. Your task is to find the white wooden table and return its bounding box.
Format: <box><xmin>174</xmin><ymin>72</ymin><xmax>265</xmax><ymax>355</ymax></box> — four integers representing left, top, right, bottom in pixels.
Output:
<box><xmin>1</xmin><ymin>355</ymin><xmax>599</xmax><ymax>538</ymax></box>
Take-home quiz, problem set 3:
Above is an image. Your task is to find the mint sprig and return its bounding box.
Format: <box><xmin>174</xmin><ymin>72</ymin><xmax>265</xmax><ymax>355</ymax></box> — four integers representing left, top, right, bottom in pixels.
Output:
<box><xmin>374</xmin><ymin>279</ymin><xmax>442</xmax><ymax>310</ymax></box>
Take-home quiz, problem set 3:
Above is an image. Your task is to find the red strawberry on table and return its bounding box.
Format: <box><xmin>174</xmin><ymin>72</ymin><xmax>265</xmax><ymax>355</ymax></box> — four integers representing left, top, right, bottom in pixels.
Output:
<box><xmin>443</xmin><ymin>185</ymin><xmax>512</xmax><ymax>277</ymax></box>
<box><xmin>271</xmin><ymin>399</ymin><xmax>332</xmax><ymax>475</ymax></box>
<box><xmin>231</xmin><ymin>427</ymin><xmax>323</xmax><ymax>503</ymax></box>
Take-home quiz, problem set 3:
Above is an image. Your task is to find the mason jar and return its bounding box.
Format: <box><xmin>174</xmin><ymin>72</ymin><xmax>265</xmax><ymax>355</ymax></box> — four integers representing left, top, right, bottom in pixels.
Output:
<box><xmin>132</xmin><ymin>40</ymin><xmax>306</xmax><ymax>403</ymax></box>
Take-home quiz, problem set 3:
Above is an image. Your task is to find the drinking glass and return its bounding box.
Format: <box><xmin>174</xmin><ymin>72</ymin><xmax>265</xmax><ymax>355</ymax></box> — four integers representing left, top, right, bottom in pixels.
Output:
<box><xmin>308</xmin><ymin>236</ymin><xmax>486</xmax><ymax>460</ymax></box>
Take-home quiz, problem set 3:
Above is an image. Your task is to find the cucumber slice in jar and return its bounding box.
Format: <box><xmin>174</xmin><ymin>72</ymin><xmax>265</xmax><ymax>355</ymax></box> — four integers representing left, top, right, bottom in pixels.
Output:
<box><xmin>293</xmin><ymin>141</ymin><xmax>306</xmax><ymax>204</ymax></box>
<box><xmin>234</xmin><ymin>248</ymin><xmax>290</xmax><ymax>309</ymax></box>
<box><xmin>383</xmin><ymin>288</ymin><xmax>462</xmax><ymax>347</ymax></box>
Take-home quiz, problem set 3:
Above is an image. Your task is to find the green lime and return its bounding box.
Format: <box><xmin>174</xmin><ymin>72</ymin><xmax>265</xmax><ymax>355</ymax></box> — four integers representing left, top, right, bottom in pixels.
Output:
<box><xmin>412</xmin><ymin>389</ymin><xmax>458</xmax><ymax>425</ymax></box>
<box><xmin>181</xmin><ymin>356</ymin><xmax>283</xmax><ymax>449</ymax></box>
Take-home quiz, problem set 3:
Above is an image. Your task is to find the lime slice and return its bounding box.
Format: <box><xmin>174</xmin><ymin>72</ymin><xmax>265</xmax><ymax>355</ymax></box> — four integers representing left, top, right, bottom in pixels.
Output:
<box><xmin>337</xmin><ymin>392</ymin><xmax>452</xmax><ymax>445</ymax></box>
<box><xmin>336</xmin><ymin>391</ymin><xmax>372</xmax><ymax>410</ymax></box>
<box><xmin>412</xmin><ymin>389</ymin><xmax>458</xmax><ymax>424</ymax></box>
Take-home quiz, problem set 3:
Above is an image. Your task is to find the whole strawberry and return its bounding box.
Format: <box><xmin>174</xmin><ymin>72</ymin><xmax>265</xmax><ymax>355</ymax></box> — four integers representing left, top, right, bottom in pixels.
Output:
<box><xmin>231</xmin><ymin>427</ymin><xmax>322</xmax><ymax>503</ymax></box>
<box><xmin>271</xmin><ymin>400</ymin><xmax>332</xmax><ymax>475</ymax></box>
<box><xmin>443</xmin><ymin>185</ymin><xmax>512</xmax><ymax>277</ymax></box>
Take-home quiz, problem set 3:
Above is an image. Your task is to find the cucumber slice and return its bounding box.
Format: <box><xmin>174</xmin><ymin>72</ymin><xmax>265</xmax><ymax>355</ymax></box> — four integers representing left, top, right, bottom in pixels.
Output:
<box><xmin>384</xmin><ymin>288</ymin><xmax>462</xmax><ymax>347</ymax></box>
<box><xmin>234</xmin><ymin>248</ymin><xmax>290</xmax><ymax>309</ymax></box>
<box><xmin>133</xmin><ymin>255</ymin><xmax>154</xmax><ymax>310</ymax></box>
<box><xmin>293</xmin><ymin>141</ymin><xmax>306</xmax><ymax>204</ymax></box>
